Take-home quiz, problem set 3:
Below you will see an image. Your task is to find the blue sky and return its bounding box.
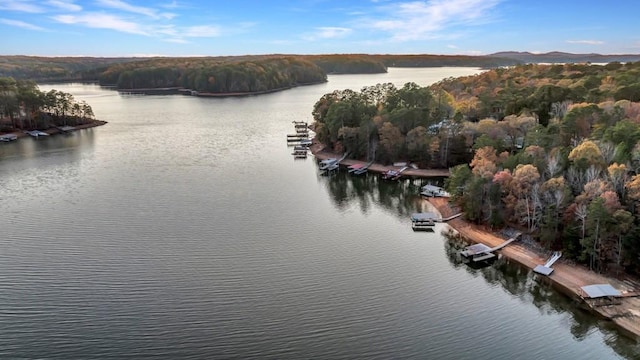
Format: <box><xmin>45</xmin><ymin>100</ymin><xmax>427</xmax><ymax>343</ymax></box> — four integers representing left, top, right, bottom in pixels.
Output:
<box><xmin>1</xmin><ymin>0</ymin><xmax>639</xmax><ymax>56</ymax></box>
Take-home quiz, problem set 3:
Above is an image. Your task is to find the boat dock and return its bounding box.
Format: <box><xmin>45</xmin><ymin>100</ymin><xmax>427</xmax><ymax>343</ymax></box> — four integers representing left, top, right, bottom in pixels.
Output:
<box><xmin>533</xmin><ymin>251</ymin><xmax>562</xmax><ymax>276</ymax></box>
<box><xmin>287</xmin><ymin>121</ymin><xmax>312</xmax><ymax>150</ymax></box>
<box><xmin>461</xmin><ymin>232</ymin><xmax>521</xmax><ymax>262</ymax></box>
<box><xmin>382</xmin><ymin>165</ymin><xmax>410</xmax><ymax>180</ymax></box>
<box><xmin>318</xmin><ymin>152</ymin><xmax>348</xmax><ymax>174</ymax></box>
<box><xmin>411</xmin><ymin>212</ymin><xmax>437</xmax><ymax>231</ymax></box>
<box><xmin>348</xmin><ymin>160</ymin><xmax>374</xmax><ymax>175</ymax></box>
<box><xmin>421</xmin><ymin>184</ymin><xmax>450</xmax><ymax>198</ymax></box>
<box><xmin>292</xmin><ymin>145</ymin><xmax>308</xmax><ymax>159</ymax></box>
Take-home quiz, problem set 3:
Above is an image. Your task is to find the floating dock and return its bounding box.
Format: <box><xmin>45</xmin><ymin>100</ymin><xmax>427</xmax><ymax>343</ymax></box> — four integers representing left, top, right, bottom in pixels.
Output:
<box><xmin>421</xmin><ymin>184</ymin><xmax>450</xmax><ymax>198</ymax></box>
<box><xmin>348</xmin><ymin>160</ymin><xmax>374</xmax><ymax>175</ymax></box>
<box><xmin>533</xmin><ymin>251</ymin><xmax>562</xmax><ymax>276</ymax></box>
<box><xmin>411</xmin><ymin>212</ymin><xmax>438</xmax><ymax>231</ymax></box>
<box><xmin>460</xmin><ymin>232</ymin><xmax>521</xmax><ymax>263</ymax></box>
<box><xmin>318</xmin><ymin>153</ymin><xmax>348</xmax><ymax>174</ymax></box>
<box><xmin>382</xmin><ymin>165</ymin><xmax>410</xmax><ymax>180</ymax></box>
<box><xmin>292</xmin><ymin>145</ymin><xmax>308</xmax><ymax>158</ymax></box>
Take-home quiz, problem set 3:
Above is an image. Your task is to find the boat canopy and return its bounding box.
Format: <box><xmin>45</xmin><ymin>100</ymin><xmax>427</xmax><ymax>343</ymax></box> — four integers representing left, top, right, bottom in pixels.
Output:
<box><xmin>320</xmin><ymin>158</ymin><xmax>336</xmax><ymax>165</ymax></box>
<box><xmin>461</xmin><ymin>243</ymin><xmax>492</xmax><ymax>256</ymax></box>
<box><xmin>581</xmin><ymin>284</ymin><xmax>622</xmax><ymax>298</ymax></box>
<box><xmin>411</xmin><ymin>212</ymin><xmax>437</xmax><ymax>222</ymax></box>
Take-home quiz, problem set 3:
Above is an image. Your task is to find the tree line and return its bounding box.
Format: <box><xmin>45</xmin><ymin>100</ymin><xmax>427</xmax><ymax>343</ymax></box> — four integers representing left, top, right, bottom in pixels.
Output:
<box><xmin>311</xmin><ymin>61</ymin><xmax>640</xmax><ymax>277</ymax></box>
<box><xmin>0</xmin><ymin>77</ymin><xmax>95</xmax><ymax>131</ymax></box>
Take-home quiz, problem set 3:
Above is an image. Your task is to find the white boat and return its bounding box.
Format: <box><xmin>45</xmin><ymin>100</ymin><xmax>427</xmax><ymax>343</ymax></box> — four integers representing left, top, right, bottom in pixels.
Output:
<box><xmin>0</xmin><ymin>133</ymin><xmax>18</xmax><ymax>142</ymax></box>
<box><xmin>26</xmin><ymin>130</ymin><xmax>49</xmax><ymax>137</ymax></box>
<box><xmin>299</xmin><ymin>139</ymin><xmax>312</xmax><ymax>146</ymax></box>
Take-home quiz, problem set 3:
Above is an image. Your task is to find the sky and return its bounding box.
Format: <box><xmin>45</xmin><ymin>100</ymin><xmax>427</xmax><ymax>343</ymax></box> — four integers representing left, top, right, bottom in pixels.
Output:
<box><xmin>1</xmin><ymin>0</ymin><xmax>640</xmax><ymax>57</ymax></box>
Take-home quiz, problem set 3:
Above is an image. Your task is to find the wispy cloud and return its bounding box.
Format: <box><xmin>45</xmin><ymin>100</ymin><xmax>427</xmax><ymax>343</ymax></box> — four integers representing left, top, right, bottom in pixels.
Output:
<box><xmin>52</xmin><ymin>12</ymin><xmax>148</xmax><ymax>35</ymax></box>
<box><xmin>46</xmin><ymin>0</ymin><xmax>82</xmax><ymax>12</ymax></box>
<box><xmin>0</xmin><ymin>18</ymin><xmax>45</xmax><ymax>30</ymax></box>
<box><xmin>302</xmin><ymin>27</ymin><xmax>352</xmax><ymax>41</ymax></box>
<box><xmin>566</xmin><ymin>39</ymin><xmax>604</xmax><ymax>45</ymax></box>
<box><xmin>182</xmin><ymin>25</ymin><xmax>221</xmax><ymax>37</ymax></box>
<box><xmin>0</xmin><ymin>0</ymin><xmax>45</xmax><ymax>13</ymax></box>
<box><xmin>96</xmin><ymin>0</ymin><xmax>175</xmax><ymax>19</ymax></box>
<box><xmin>160</xmin><ymin>0</ymin><xmax>181</xmax><ymax>10</ymax></box>
<box><xmin>361</xmin><ymin>0</ymin><xmax>501</xmax><ymax>41</ymax></box>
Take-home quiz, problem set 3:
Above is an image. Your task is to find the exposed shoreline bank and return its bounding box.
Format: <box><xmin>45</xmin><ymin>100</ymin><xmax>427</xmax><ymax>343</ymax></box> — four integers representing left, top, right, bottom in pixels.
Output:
<box><xmin>427</xmin><ymin>197</ymin><xmax>640</xmax><ymax>341</ymax></box>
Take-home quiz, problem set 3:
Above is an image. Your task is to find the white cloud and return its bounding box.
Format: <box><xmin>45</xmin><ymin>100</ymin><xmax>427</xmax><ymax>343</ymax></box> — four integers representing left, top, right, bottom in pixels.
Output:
<box><xmin>447</xmin><ymin>44</ymin><xmax>458</xmax><ymax>49</ymax></box>
<box><xmin>163</xmin><ymin>38</ymin><xmax>189</xmax><ymax>44</ymax></box>
<box><xmin>302</xmin><ymin>27</ymin><xmax>352</xmax><ymax>41</ymax></box>
<box><xmin>0</xmin><ymin>18</ymin><xmax>45</xmax><ymax>30</ymax></box>
<box><xmin>52</xmin><ymin>12</ymin><xmax>148</xmax><ymax>35</ymax></box>
<box><xmin>46</xmin><ymin>0</ymin><xmax>82</xmax><ymax>11</ymax></box>
<box><xmin>0</xmin><ymin>0</ymin><xmax>45</xmax><ymax>13</ymax></box>
<box><xmin>566</xmin><ymin>40</ymin><xmax>604</xmax><ymax>45</ymax></box>
<box><xmin>160</xmin><ymin>1</ymin><xmax>181</xmax><ymax>9</ymax></box>
<box><xmin>182</xmin><ymin>25</ymin><xmax>220</xmax><ymax>37</ymax></box>
<box><xmin>363</xmin><ymin>0</ymin><xmax>501</xmax><ymax>41</ymax></box>
<box><xmin>96</xmin><ymin>0</ymin><xmax>174</xmax><ymax>19</ymax></box>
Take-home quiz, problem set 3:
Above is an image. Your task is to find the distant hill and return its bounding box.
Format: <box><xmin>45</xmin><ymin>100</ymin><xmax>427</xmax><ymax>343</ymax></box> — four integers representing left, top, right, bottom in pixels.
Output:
<box><xmin>489</xmin><ymin>51</ymin><xmax>640</xmax><ymax>64</ymax></box>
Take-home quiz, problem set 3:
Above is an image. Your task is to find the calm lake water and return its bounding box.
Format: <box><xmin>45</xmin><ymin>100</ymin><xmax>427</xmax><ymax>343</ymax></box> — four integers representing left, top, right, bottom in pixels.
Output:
<box><xmin>1</xmin><ymin>68</ymin><xmax>638</xmax><ymax>359</ymax></box>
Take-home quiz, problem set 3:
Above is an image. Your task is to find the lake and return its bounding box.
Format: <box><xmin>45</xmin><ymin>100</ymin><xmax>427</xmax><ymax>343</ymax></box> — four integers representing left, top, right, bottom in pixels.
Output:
<box><xmin>1</xmin><ymin>68</ymin><xmax>637</xmax><ymax>359</ymax></box>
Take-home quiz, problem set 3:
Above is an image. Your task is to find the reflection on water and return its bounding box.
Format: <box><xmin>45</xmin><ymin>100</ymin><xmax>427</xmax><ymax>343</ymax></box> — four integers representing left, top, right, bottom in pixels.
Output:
<box><xmin>3</xmin><ymin>78</ymin><xmax>639</xmax><ymax>359</ymax></box>
<box><xmin>317</xmin><ymin>170</ymin><xmax>442</xmax><ymax>219</ymax></box>
<box><xmin>316</xmin><ymin>169</ymin><xmax>640</xmax><ymax>357</ymax></box>
<box><xmin>442</xmin><ymin>230</ymin><xmax>640</xmax><ymax>358</ymax></box>
<box><xmin>0</xmin><ymin>128</ymin><xmax>95</xmax><ymax>165</ymax></box>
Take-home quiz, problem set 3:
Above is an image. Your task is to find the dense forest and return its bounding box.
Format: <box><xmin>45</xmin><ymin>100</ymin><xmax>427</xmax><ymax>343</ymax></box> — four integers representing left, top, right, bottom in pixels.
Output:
<box><xmin>311</xmin><ymin>61</ymin><xmax>640</xmax><ymax>277</ymax></box>
<box><xmin>94</xmin><ymin>56</ymin><xmax>328</xmax><ymax>93</ymax></box>
<box><xmin>0</xmin><ymin>77</ymin><xmax>95</xmax><ymax>131</ymax></box>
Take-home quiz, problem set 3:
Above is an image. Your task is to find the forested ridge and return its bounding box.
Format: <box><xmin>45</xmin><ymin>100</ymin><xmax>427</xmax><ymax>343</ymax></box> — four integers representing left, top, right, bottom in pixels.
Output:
<box><xmin>0</xmin><ymin>54</ymin><xmax>520</xmax><ymax>94</ymax></box>
<box><xmin>312</xmin><ymin>61</ymin><xmax>640</xmax><ymax>277</ymax></box>
<box><xmin>0</xmin><ymin>54</ymin><xmax>519</xmax><ymax>84</ymax></box>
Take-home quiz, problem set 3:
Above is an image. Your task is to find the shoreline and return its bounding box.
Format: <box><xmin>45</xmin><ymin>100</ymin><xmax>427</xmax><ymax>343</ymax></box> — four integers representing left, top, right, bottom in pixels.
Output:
<box><xmin>308</xmin><ymin>139</ymin><xmax>450</xmax><ymax>177</ymax></box>
<box><xmin>308</xmin><ymin>139</ymin><xmax>640</xmax><ymax>340</ymax></box>
<box><xmin>427</xmin><ymin>197</ymin><xmax>640</xmax><ymax>341</ymax></box>
<box><xmin>0</xmin><ymin>120</ymin><xmax>107</xmax><ymax>140</ymax></box>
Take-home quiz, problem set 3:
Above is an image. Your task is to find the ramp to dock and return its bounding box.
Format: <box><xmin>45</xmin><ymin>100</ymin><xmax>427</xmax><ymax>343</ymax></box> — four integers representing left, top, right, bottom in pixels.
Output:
<box><xmin>439</xmin><ymin>213</ymin><xmax>463</xmax><ymax>222</ymax></box>
<box><xmin>533</xmin><ymin>251</ymin><xmax>562</xmax><ymax>276</ymax></box>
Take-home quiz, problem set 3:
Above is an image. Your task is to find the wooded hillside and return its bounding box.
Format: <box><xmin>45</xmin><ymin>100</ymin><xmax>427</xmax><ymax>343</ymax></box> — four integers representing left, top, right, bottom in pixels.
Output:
<box><xmin>311</xmin><ymin>61</ymin><xmax>640</xmax><ymax>277</ymax></box>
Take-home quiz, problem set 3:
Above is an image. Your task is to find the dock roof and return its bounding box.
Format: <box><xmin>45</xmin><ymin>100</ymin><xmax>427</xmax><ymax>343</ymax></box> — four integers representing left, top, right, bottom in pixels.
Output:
<box><xmin>461</xmin><ymin>243</ymin><xmax>492</xmax><ymax>256</ymax></box>
<box><xmin>411</xmin><ymin>212</ymin><xmax>438</xmax><ymax>222</ymax></box>
<box><xmin>581</xmin><ymin>284</ymin><xmax>622</xmax><ymax>298</ymax></box>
